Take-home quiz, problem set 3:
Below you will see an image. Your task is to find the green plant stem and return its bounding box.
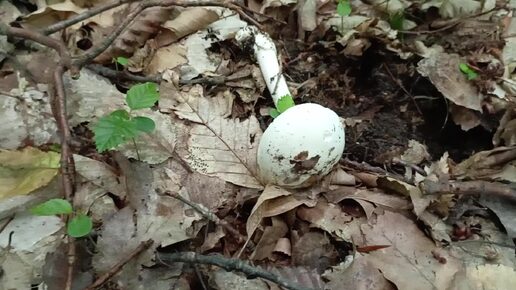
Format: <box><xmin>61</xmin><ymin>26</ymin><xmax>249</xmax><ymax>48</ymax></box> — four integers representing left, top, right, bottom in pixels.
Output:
<box><xmin>132</xmin><ymin>138</ymin><xmax>141</xmax><ymax>161</ymax></box>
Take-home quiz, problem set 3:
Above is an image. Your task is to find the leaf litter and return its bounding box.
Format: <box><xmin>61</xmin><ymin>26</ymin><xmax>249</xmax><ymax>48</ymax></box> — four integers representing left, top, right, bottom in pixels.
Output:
<box><xmin>1</xmin><ymin>1</ymin><xmax>516</xmax><ymax>290</ymax></box>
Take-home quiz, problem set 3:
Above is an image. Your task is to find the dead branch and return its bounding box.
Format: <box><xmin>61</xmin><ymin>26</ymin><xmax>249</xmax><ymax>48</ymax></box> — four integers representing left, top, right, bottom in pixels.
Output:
<box><xmin>160</xmin><ymin>190</ymin><xmax>246</xmax><ymax>244</ymax></box>
<box><xmin>157</xmin><ymin>252</ymin><xmax>314</xmax><ymax>290</ymax></box>
<box><xmin>85</xmin><ymin>240</ymin><xmax>154</xmax><ymax>290</ymax></box>
<box><xmin>420</xmin><ymin>180</ymin><xmax>516</xmax><ymax>201</ymax></box>
<box><xmin>0</xmin><ymin>23</ymin><xmax>78</xmax><ymax>75</ymax></box>
<box><xmin>43</xmin><ymin>0</ymin><xmax>138</xmax><ymax>35</ymax></box>
<box><xmin>86</xmin><ymin>63</ymin><xmax>228</xmax><ymax>85</ymax></box>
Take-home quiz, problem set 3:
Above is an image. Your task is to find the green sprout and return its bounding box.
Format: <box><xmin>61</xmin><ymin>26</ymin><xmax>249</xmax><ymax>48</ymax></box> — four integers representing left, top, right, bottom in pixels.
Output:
<box><xmin>30</xmin><ymin>198</ymin><xmax>92</xmax><ymax>238</ymax></box>
<box><xmin>337</xmin><ymin>0</ymin><xmax>352</xmax><ymax>33</ymax></box>
<box><xmin>94</xmin><ymin>82</ymin><xmax>159</xmax><ymax>153</ymax></box>
<box><xmin>270</xmin><ymin>94</ymin><xmax>295</xmax><ymax>118</ymax></box>
<box><xmin>459</xmin><ymin>63</ymin><xmax>478</xmax><ymax>80</ymax></box>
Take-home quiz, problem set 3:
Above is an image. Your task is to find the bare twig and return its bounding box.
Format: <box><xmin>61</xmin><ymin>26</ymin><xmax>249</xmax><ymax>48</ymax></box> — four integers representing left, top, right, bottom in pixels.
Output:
<box><xmin>86</xmin><ymin>64</ymin><xmax>227</xmax><ymax>85</ymax></box>
<box><xmin>0</xmin><ymin>23</ymin><xmax>78</xmax><ymax>75</ymax></box>
<box><xmin>160</xmin><ymin>190</ymin><xmax>246</xmax><ymax>243</ymax></box>
<box><xmin>157</xmin><ymin>252</ymin><xmax>313</xmax><ymax>290</ymax></box>
<box><xmin>86</xmin><ymin>240</ymin><xmax>154</xmax><ymax>290</ymax></box>
<box><xmin>382</xmin><ymin>63</ymin><xmax>422</xmax><ymax>116</ymax></box>
<box><xmin>43</xmin><ymin>0</ymin><xmax>137</xmax><ymax>35</ymax></box>
<box><xmin>420</xmin><ymin>180</ymin><xmax>516</xmax><ymax>201</ymax></box>
<box><xmin>391</xmin><ymin>157</ymin><xmax>427</xmax><ymax>176</ymax></box>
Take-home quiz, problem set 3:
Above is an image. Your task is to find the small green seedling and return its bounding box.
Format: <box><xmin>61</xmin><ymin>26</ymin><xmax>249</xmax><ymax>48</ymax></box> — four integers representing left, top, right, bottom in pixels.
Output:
<box><xmin>389</xmin><ymin>11</ymin><xmax>405</xmax><ymax>30</ymax></box>
<box><xmin>336</xmin><ymin>0</ymin><xmax>352</xmax><ymax>33</ymax></box>
<box><xmin>270</xmin><ymin>94</ymin><xmax>295</xmax><ymax>118</ymax></box>
<box><xmin>459</xmin><ymin>63</ymin><xmax>478</xmax><ymax>80</ymax></box>
<box><xmin>94</xmin><ymin>82</ymin><xmax>159</xmax><ymax>153</ymax></box>
<box><xmin>113</xmin><ymin>56</ymin><xmax>129</xmax><ymax>70</ymax></box>
<box><xmin>30</xmin><ymin>198</ymin><xmax>92</xmax><ymax>238</ymax></box>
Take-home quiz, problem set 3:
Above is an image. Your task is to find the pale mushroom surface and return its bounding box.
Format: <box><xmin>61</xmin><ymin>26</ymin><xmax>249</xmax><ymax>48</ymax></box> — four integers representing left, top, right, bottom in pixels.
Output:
<box><xmin>257</xmin><ymin>103</ymin><xmax>345</xmax><ymax>188</ymax></box>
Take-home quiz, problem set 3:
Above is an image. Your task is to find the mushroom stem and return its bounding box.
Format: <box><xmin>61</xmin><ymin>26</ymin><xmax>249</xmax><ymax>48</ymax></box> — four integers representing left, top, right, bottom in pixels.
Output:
<box><xmin>235</xmin><ymin>26</ymin><xmax>291</xmax><ymax>106</ymax></box>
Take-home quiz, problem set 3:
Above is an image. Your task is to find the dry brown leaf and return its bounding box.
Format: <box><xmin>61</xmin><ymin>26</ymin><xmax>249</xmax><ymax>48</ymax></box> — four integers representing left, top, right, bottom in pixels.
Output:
<box><xmin>291</xmin><ymin>231</ymin><xmax>337</xmax><ymax>272</ymax></box>
<box><xmin>246</xmin><ymin>185</ymin><xmax>315</xmax><ymax>243</ymax></box>
<box><xmin>479</xmin><ymin>195</ymin><xmax>516</xmax><ymax>238</ymax></box>
<box><xmin>210</xmin><ymin>270</ymin><xmax>270</xmax><ymax>290</ymax></box>
<box><xmin>171</xmin><ymin>85</ymin><xmax>263</xmax><ymax>189</ymax></box>
<box><xmin>0</xmin><ymin>89</ymin><xmax>59</xmax><ymax>149</ymax></box>
<box><xmin>157</xmin><ymin>7</ymin><xmax>220</xmax><ymax>47</ymax></box>
<box><xmin>450</xmin><ymin>104</ymin><xmax>481</xmax><ymax>131</ymax></box>
<box><xmin>451</xmin><ymin>264</ymin><xmax>516</xmax><ymax>290</ymax></box>
<box><xmin>323</xmin><ymin>255</ymin><xmax>395</xmax><ymax>290</ymax></box>
<box><xmin>377</xmin><ymin>177</ymin><xmax>432</xmax><ymax>216</ymax></box>
<box><xmin>360</xmin><ymin>211</ymin><xmax>462</xmax><ymax>290</ymax></box>
<box><xmin>273</xmin><ymin>237</ymin><xmax>291</xmax><ymax>256</ymax></box>
<box><xmin>325</xmin><ymin>187</ymin><xmax>411</xmax><ymax>211</ymax></box>
<box><xmin>251</xmin><ymin>216</ymin><xmax>288</xmax><ymax>260</ymax></box>
<box><xmin>400</xmin><ymin>140</ymin><xmax>431</xmax><ymax>164</ymax></box>
<box><xmin>452</xmin><ymin>146</ymin><xmax>516</xmax><ymax>182</ymax></box>
<box><xmin>93</xmin><ymin>6</ymin><xmax>172</xmax><ymax>63</ymax></box>
<box><xmin>118</xmin><ymin>110</ymin><xmax>177</xmax><ymax>164</ymax></box>
<box><xmin>417</xmin><ymin>53</ymin><xmax>483</xmax><ymax>111</ymax></box>
<box><xmin>146</xmin><ymin>42</ymin><xmax>188</xmax><ymax>74</ymax></box>
<box><xmin>417</xmin><ymin>210</ymin><xmax>452</xmax><ymax>243</ymax></box>
<box><xmin>297</xmin><ymin>198</ymin><xmax>365</xmax><ymax>243</ymax></box>
<box><xmin>21</xmin><ymin>0</ymin><xmax>86</xmax><ymax>29</ymax></box>
<box><xmin>200</xmin><ymin>225</ymin><xmax>226</xmax><ymax>252</ymax></box>
<box><xmin>74</xmin><ymin>154</ymin><xmax>126</xmax><ymax>198</ymax></box>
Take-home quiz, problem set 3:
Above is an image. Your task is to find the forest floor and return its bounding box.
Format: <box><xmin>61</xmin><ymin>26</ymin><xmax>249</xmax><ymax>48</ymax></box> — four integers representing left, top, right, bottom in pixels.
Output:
<box><xmin>0</xmin><ymin>1</ymin><xmax>516</xmax><ymax>290</ymax></box>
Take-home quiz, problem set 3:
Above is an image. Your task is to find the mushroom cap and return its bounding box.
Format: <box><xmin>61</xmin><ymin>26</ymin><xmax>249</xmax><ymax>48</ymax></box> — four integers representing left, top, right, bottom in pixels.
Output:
<box><xmin>257</xmin><ymin>103</ymin><xmax>345</xmax><ymax>188</ymax></box>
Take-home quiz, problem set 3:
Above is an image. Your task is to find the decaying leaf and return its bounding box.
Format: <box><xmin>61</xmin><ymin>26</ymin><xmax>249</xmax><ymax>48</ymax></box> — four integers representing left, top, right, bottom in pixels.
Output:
<box><xmin>0</xmin><ymin>147</ymin><xmax>60</xmax><ymax>200</ymax></box>
<box><xmin>0</xmin><ymin>90</ymin><xmax>59</xmax><ymax>149</ymax></box>
<box><xmin>118</xmin><ymin>109</ymin><xmax>177</xmax><ymax>164</ymax></box>
<box><xmin>93</xmin><ymin>6</ymin><xmax>172</xmax><ymax>63</ymax></box>
<box><xmin>171</xmin><ymin>85</ymin><xmax>263</xmax><ymax>188</ymax></box>
<box><xmin>291</xmin><ymin>231</ymin><xmax>337</xmax><ymax>272</ymax></box>
<box><xmin>323</xmin><ymin>255</ymin><xmax>395</xmax><ymax>290</ymax></box>
<box><xmin>360</xmin><ymin>211</ymin><xmax>462</xmax><ymax>290</ymax></box>
<box><xmin>0</xmin><ymin>214</ymin><xmax>63</xmax><ymax>288</ymax></box>
<box><xmin>67</xmin><ymin>69</ymin><xmax>126</xmax><ymax>126</ymax></box>
<box><xmin>251</xmin><ymin>216</ymin><xmax>288</xmax><ymax>260</ymax></box>
<box><xmin>157</xmin><ymin>7</ymin><xmax>220</xmax><ymax>47</ymax></box>
<box><xmin>417</xmin><ymin>52</ymin><xmax>483</xmax><ymax>111</ymax></box>
<box><xmin>210</xmin><ymin>270</ymin><xmax>270</xmax><ymax>290</ymax></box>
<box><xmin>479</xmin><ymin>195</ymin><xmax>516</xmax><ymax>239</ymax></box>
<box><xmin>452</xmin><ymin>146</ymin><xmax>516</xmax><ymax>182</ymax></box>
<box><xmin>246</xmin><ymin>185</ymin><xmax>316</xmax><ymax>243</ymax></box>
<box><xmin>297</xmin><ymin>198</ymin><xmax>364</xmax><ymax>243</ymax></box>
<box><xmin>451</xmin><ymin>263</ymin><xmax>516</xmax><ymax>290</ymax></box>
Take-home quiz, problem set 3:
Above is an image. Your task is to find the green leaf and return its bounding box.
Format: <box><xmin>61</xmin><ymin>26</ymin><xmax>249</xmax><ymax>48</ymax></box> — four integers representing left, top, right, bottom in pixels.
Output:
<box><xmin>30</xmin><ymin>198</ymin><xmax>73</xmax><ymax>216</ymax></box>
<box><xmin>269</xmin><ymin>108</ymin><xmax>280</xmax><ymax>118</ymax></box>
<box><xmin>93</xmin><ymin>113</ymin><xmax>139</xmax><ymax>152</ymax></box>
<box><xmin>389</xmin><ymin>11</ymin><xmax>405</xmax><ymax>30</ymax></box>
<box><xmin>132</xmin><ymin>116</ymin><xmax>155</xmax><ymax>133</ymax></box>
<box><xmin>67</xmin><ymin>214</ymin><xmax>93</xmax><ymax>238</ymax></box>
<box><xmin>459</xmin><ymin>63</ymin><xmax>478</xmax><ymax>80</ymax></box>
<box><xmin>115</xmin><ymin>56</ymin><xmax>129</xmax><ymax>66</ymax></box>
<box><xmin>337</xmin><ymin>0</ymin><xmax>351</xmax><ymax>17</ymax></box>
<box><xmin>276</xmin><ymin>94</ymin><xmax>295</xmax><ymax>113</ymax></box>
<box><xmin>110</xmin><ymin>109</ymin><xmax>131</xmax><ymax>119</ymax></box>
<box><xmin>126</xmin><ymin>82</ymin><xmax>159</xmax><ymax>110</ymax></box>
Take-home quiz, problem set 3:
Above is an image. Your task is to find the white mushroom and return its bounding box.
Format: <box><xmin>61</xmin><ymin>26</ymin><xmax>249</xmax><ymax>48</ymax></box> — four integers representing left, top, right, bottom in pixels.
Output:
<box><xmin>236</xmin><ymin>26</ymin><xmax>346</xmax><ymax>188</ymax></box>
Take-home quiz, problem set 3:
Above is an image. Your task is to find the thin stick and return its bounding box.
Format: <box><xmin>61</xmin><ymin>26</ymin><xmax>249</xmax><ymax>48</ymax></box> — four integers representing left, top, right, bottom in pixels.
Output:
<box><xmin>160</xmin><ymin>190</ymin><xmax>246</xmax><ymax>243</ymax></box>
<box><xmin>86</xmin><ymin>240</ymin><xmax>154</xmax><ymax>290</ymax></box>
<box><xmin>157</xmin><ymin>252</ymin><xmax>313</xmax><ymax>290</ymax></box>
<box><xmin>86</xmin><ymin>64</ymin><xmax>227</xmax><ymax>85</ymax></box>
<box><xmin>43</xmin><ymin>0</ymin><xmax>137</xmax><ymax>35</ymax></box>
<box><xmin>421</xmin><ymin>180</ymin><xmax>516</xmax><ymax>201</ymax></box>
